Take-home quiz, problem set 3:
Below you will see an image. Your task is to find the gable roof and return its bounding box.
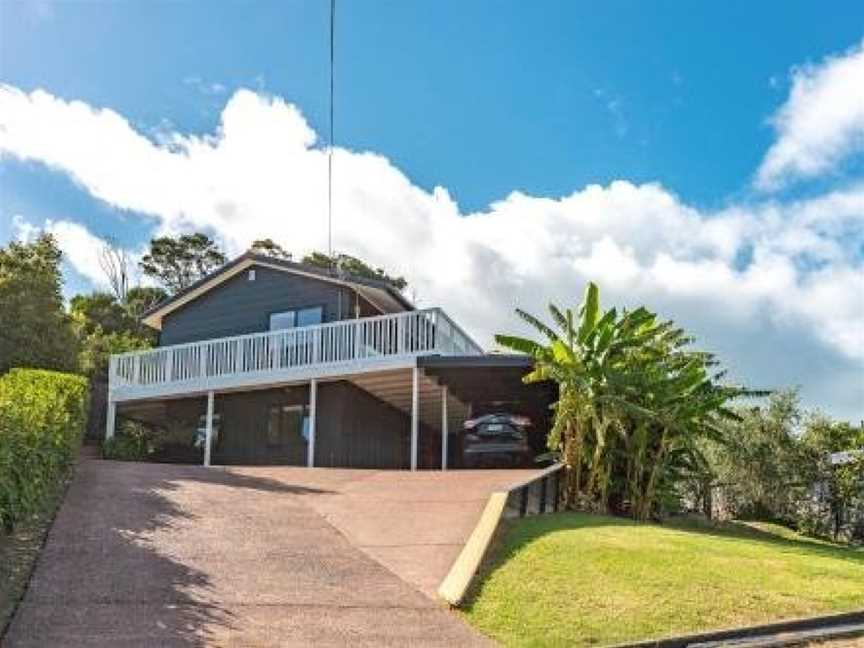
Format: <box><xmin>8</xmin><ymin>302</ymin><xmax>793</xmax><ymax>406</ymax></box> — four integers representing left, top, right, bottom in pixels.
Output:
<box><xmin>140</xmin><ymin>252</ymin><xmax>414</xmax><ymax>330</ymax></box>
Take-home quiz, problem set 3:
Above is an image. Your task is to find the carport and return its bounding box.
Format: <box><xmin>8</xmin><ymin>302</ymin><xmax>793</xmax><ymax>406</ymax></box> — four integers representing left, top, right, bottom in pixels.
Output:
<box><xmin>418</xmin><ymin>354</ymin><xmax>557</xmax><ymax>466</ymax></box>
<box><xmin>112</xmin><ymin>355</ymin><xmax>555</xmax><ymax>470</ymax></box>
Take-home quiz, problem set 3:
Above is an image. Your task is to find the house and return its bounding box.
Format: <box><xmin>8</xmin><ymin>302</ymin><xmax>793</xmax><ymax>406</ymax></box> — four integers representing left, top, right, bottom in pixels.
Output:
<box><xmin>107</xmin><ymin>252</ymin><xmax>554</xmax><ymax>469</ymax></box>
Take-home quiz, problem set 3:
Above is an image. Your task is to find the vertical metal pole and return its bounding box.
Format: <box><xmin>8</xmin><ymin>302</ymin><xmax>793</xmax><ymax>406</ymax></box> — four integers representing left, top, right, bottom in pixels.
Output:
<box><xmin>204</xmin><ymin>390</ymin><xmax>214</xmax><ymax>467</ymax></box>
<box><xmin>105</xmin><ymin>401</ymin><xmax>116</xmax><ymax>441</ymax></box>
<box><xmin>411</xmin><ymin>367</ymin><xmax>419</xmax><ymax>471</ymax></box>
<box><xmin>308</xmin><ymin>379</ymin><xmax>318</xmax><ymax>468</ymax></box>
<box><xmin>441</xmin><ymin>385</ymin><xmax>448</xmax><ymax>471</ymax></box>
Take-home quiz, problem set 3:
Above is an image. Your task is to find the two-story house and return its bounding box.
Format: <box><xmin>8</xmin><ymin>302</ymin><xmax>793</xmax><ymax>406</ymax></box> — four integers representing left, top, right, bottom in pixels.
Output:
<box><xmin>107</xmin><ymin>252</ymin><xmax>553</xmax><ymax>469</ymax></box>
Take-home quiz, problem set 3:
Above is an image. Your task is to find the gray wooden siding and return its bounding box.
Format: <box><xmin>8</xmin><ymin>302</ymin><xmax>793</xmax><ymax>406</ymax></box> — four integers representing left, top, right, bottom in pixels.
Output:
<box><xmin>213</xmin><ymin>386</ymin><xmax>310</xmax><ymax>465</ymax></box>
<box><xmin>159</xmin><ymin>265</ymin><xmax>357</xmax><ymax>346</ymax></box>
<box><xmin>315</xmin><ymin>382</ymin><xmax>409</xmax><ymax>469</ymax></box>
<box><xmin>208</xmin><ymin>381</ymin><xmax>410</xmax><ymax>468</ymax></box>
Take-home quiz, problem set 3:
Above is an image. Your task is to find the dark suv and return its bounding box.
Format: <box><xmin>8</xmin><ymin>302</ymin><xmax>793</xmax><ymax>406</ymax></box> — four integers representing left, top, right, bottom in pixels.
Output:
<box><xmin>460</xmin><ymin>409</ymin><xmax>532</xmax><ymax>468</ymax></box>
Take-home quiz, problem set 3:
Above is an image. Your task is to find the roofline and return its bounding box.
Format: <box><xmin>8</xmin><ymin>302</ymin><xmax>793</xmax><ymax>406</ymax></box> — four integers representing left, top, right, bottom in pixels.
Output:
<box><xmin>141</xmin><ymin>252</ymin><xmax>414</xmax><ymax>330</ymax></box>
<box><xmin>417</xmin><ymin>354</ymin><xmax>534</xmax><ymax>370</ymax></box>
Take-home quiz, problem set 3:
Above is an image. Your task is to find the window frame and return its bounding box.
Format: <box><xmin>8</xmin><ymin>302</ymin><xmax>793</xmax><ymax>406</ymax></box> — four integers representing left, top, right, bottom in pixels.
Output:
<box><xmin>268</xmin><ymin>304</ymin><xmax>325</xmax><ymax>331</ymax></box>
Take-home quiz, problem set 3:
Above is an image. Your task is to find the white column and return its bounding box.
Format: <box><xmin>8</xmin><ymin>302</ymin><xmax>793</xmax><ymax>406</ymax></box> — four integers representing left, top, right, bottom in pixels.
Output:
<box><xmin>105</xmin><ymin>401</ymin><xmax>116</xmax><ymax>441</ymax></box>
<box><xmin>307</xmin><ymin>378</ymin><xmax>318</xmax><ymax>468</ymax></box>
<box><xmin>410</xmin><ymin>367</ymin><xmax>419</xmax><ymax>471</ymax></box>
<box><xmin>441</xmin><ymin>386</ymin><xmax>449</xmax><ymax>470</ymax></box>
<box><xmin>203</xmin><ymin>390</ymin><xmax>215</xmax><ymax>467</ymax></box>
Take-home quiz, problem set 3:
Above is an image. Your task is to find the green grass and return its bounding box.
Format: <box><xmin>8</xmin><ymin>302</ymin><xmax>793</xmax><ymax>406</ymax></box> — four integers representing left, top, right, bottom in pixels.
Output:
<box><xmin>461</xmin><ymin>513</ymin><xmax>864</xmax><ymax>647</ymax></box>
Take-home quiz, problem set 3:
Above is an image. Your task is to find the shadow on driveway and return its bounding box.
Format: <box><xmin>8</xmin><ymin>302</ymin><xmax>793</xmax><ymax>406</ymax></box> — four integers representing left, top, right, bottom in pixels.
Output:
<box><xmin>4</xmin><ymin>458</ymin><xmax>486</xmax><ymax>647</ymax></box>
<box><xmin>4</xmin><ymin>460</ymin><xmax>332</xmax><ymax>647</ymax></box>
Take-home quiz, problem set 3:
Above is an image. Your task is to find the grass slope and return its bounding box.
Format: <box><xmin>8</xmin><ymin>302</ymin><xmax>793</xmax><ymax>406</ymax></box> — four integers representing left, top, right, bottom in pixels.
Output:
<box><xmin>462</xmin><ymin>513</ymin><xmax>864</xmax><ymax>647</ymax></box>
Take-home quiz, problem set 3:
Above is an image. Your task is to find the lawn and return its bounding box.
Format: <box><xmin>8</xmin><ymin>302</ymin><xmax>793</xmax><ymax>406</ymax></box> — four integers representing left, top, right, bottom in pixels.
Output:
<box><xmin>462</xmin><ymin>513</ymin><xmax>864</xmax><ymax>647</ymax></box>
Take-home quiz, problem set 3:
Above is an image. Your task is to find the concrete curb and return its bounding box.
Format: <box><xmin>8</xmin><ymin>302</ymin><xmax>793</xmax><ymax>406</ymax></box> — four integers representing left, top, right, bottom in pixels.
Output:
<box><xmin>608</xmin><ymin>609</ymin><xmax>864</xmax><ymax>648</ymax></box>
<box><xmin>438</xmin><ymin>463</ymin><xmax>563</xmax><ymax>606</ymax></box>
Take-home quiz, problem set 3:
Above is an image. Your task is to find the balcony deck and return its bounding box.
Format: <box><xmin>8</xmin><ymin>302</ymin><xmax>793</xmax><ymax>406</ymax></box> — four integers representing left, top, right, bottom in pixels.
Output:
<box><xmin>109</xmin><ymin>307</ymin><xmax>484</xmax><ymax>402</ymax></box>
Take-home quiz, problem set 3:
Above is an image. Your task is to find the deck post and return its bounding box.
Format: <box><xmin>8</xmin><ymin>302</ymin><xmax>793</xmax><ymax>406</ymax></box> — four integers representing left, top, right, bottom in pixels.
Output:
<box><xmin>307</xmin><ymin>378</ymin><xmax>318</xmax><ymax>468</ymax></box>
<box><xmin>105</xmin><ymin>400</ymin><xmax>116</xmax><ymax>441</ymax></box>
<box><xmin>441</xmin><ymin>385</ymin><xmax>448</xmax><ymax>470</ymax></box>
<box><xmin>411</xmin><ymin>367</ymin><xmax>419</xmax><ymax>471</ymax></box>
<box><xmin>203</xmin><ymin>390</ymin><xmax>215</xmax><ymax>467</ymax></box>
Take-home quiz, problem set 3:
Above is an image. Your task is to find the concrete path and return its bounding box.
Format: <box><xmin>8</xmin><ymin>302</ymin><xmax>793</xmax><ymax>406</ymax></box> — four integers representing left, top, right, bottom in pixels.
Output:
<box><xmin>5</xmin><ymin>456</ymin><xmax>537</xmax><ymax>647</ymax></box>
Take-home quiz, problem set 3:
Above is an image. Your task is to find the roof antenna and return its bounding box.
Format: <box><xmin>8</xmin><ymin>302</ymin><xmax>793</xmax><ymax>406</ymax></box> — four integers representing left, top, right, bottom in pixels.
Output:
<box><xmin>327</xmin><ymin>0</ymin><xmax>335</xmax><ymax>266</ymax></box>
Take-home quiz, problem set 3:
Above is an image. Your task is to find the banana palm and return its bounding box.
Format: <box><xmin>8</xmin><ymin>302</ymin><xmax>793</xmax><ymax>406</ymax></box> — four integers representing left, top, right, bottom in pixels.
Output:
<box><xmin>496</xmin><ymin>282</ymin><xmax>757</xmax><ymax>520</ymax></box>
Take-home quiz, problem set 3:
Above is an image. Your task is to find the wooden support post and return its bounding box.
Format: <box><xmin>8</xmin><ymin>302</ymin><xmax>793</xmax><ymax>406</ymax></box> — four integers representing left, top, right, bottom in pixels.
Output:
<box><xmin>441</xmin><ymin>385</ymin><xmax>449</xmax><ymax>470</ymax></box>
<box><xmin>411</xmin><ymin>367</ymin><xmax>419</xmax><ymax>471</ymax></box>
<box><xmin>105</xmin><ymin>401</ymin><xmax>116</xmax><ymax>441</ymax></box>
<box><xmin>307</xmin><ymin>379</ymin><xmax>317</xmax><ymax>468</ymax></box>
<box><xmin>539</xmin><ymin>476</ymin><xmax>547</xmax><ymax>514</ymax></box>
<box><xmin>553</xmin><ymin>470</ymin><xmax>560</xmax><ymax>512</ymax></box>
<box><xmin>203</xmin><ymin>390</ymin><xmax>214</xmax><ymax>467</ymax></box>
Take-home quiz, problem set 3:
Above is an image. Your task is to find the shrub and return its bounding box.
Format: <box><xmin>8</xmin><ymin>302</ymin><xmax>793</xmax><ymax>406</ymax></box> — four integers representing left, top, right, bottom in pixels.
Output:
<box><xmin>103</xmin><ymin>421</ymin><xmax>152</xmax><ymax>461</ymax></box>
<box><xmin>0</xmin><ymin>369</ymin><xmax>89</xmax><ymax>532</ymax></box>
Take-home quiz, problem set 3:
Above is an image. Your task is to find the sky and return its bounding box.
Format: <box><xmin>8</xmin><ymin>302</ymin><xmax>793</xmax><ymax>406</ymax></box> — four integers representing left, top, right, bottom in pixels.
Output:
<box><xmin>0</xmin><ymin>1</ymin><xmax>863</xmax><ymax>420</ymax></box>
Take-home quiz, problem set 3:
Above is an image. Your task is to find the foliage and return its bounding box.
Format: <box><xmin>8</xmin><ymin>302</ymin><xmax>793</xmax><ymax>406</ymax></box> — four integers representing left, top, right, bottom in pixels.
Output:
<box><xmin>124</xmin><ymin>285</ymin><xmax>168</xmax><ymax>319</ymax></box>
<box><xmin>302</xmin><ymin>250</ymin><xmax>408</xmax><ymax>290</ymax></box>
<box><xmin>495</xmin><ymin>282</ymin><xmax>759</xmax><ymax>520</ymax></box>
<box><xmin>0</xmin><ymin>234</ymin><xmax>80</xmax><ymax>374</ymax></box>
<box><xmin>103</xmin><ymin>422</ymin><xmax>152</xmax><ymax>461</ymax></box>
<box><xmin>250</xmin><ymin>238</ymin><xmax>292</xmax><ymax>259</ymax></box>
<box><xmin>0</xmin><ymin>369</ymin><xmax>88</xmax><ymax>532</ymax></box>
<box><xmin>139</xmin><ymin>233</ymin><xmax>227</xmax><ymax>293</ymax></box>
<box><xmin>70</xmin><ymin>291</ymin><xmax>156</xmax><ymax>379</ymax></box>
<box><xmin>463</xmin><ymin>512</ymin><xmax>864</xmax><ymax>647</ymax></box>
<box><xmin>706</xmin><ymin>390</ymin><xmax>812</xmax><ymax>523</ymax></box>
<box><xmin>77</xmin><ymin>329</ymin><xmax>153</xmax><ymax>379</ymax></box>
<box><xmin>704</xmin><ymin>393</ymin><xmax>864</xmax><ymax>541</ymax></box>
<box><xmin>70</xmin><ymin>292</ymin><xmax>138</xmax><ymax>336</ymax></box>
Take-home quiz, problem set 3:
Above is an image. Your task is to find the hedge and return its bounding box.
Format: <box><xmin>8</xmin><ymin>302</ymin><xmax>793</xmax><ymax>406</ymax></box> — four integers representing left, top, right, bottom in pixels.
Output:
<box><xmin>0</xmin><ymin>369</ymin><xmax>89</xmax><ymax>532</ymax></box>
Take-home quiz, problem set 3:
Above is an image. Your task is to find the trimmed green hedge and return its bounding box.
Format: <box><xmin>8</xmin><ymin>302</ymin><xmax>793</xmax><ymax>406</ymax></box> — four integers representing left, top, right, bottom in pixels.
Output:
<box><xmin>0</xmin><ymin>369</ymin><xmax>89</xmax><ymax>532</ymax></box>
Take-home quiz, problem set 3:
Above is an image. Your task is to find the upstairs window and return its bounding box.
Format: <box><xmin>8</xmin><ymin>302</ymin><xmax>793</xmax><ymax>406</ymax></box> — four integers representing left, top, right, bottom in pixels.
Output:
<box><xmin>296</xmin><ymin>306</ymin><xmax>324</xmax><ymax>327</ymax></box>
<box><xmin>269</xmin><ymin>306</ymin><xmax>323</xmax><ymax>331</ymax></box>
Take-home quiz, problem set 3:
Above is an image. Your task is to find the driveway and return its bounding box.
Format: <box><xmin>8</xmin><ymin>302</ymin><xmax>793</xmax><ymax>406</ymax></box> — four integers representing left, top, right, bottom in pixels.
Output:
<box><xmin>5</xmin><ymin>454</ymin><xmax>537</xmax><ymax>647</ymax></box>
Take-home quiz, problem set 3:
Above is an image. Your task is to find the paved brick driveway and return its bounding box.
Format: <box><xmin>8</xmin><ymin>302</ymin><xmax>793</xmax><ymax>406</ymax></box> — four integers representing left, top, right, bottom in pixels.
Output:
<box><xmin>5</xmin><ymin>456</ymin><xmax>536</xmax><ymax>647</ymax></box>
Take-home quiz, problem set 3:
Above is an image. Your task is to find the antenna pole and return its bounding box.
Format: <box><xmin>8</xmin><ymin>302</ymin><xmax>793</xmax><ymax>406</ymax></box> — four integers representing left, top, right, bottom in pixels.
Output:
<box><xmin>327</xmin><ymin>0</ymin><xmax>335</xmax><ymax>262</ymax></box>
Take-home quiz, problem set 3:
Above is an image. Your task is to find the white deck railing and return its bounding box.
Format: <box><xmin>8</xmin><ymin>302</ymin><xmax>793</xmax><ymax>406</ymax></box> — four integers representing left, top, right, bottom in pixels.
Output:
<box><xmin>109</xmin><ymin>307</ymin><xmax>482</xmax><ymax>396</ymax></box>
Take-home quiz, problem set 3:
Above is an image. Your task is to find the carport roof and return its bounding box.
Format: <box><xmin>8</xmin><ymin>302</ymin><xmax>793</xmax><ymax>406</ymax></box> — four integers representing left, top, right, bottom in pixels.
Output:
<box><xmin>418</xmin><ymin>354</ymin><xmax>534</xmax><ymax>370</ymax></box>
<box><xmin>418</xmin><ymin>354</ymin><xmax>555</xmax><ymax>407</ymax></box>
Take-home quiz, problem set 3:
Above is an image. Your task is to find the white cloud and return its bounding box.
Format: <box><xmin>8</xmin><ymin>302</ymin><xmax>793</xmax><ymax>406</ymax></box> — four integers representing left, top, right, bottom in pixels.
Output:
<box><xmin>756</xmin><ymin>39</ymin><xmax>864</xmax><ymax>190</ymax></box>
<box><xmin>11</xmin><ymin>214</ymin><xmax>146</xmax><ymax>291</ymax></box>
<box><xmin>1</xmin><ymin>84</ymin><xmax>863</xmax><ymax>418</ymax></box>
<box><xmin>12</xmin><ymin>215</ymin><xmax>112</xmax><ymax>288</ymax></box>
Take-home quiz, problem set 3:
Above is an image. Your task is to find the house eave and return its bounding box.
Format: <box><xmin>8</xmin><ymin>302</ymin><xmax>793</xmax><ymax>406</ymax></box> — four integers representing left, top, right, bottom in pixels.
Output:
<box><xmin>141</xmin><ymin>253</ymin><xmax>414</xmax><ymax>331</ymax></box>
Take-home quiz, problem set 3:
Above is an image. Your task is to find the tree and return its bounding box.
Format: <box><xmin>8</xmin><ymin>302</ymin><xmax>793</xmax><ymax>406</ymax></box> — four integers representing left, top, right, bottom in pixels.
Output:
<box><xmin>0</xmin><ymin>234</ymin><xmax>79</xmax><ymax>374</ymax></box>
<box><xmin>302</xmin><ymin>251</ymin><xmax>407</xmax><ymax>290</ymax></box>
<box><xmin>70</xmin><ymin>288</ymin><xmax>161</xmax><ymax>379</ymax></box>
<box><xmin>495</xmin><ymin>282</ymin><xmax>757</xmax><ymax>520</ymax></box>
<box><xmin>706</xmin><ymin>390</ymin><xmax>810</xmax><ymax>522</ymax></box>
<box><xmin>70</xmin><ymin>292</ymin><xmax>136</xmax><ymax>337</ymax></box>
<box><xmin>124</xmin><ymin>285</ymin><xmax>168</xmax><ymax>319</ymax></box>
<box><xmin>250</xmin><ymin>238</ymin><xmax>292</xmax><ymax>260</ymax></box>
<box><xmin>139</xmin><ymin>233</ymin><xmax>226</xmax><ymax>293</ymax></box>
<box><xmin>98</xmin><ymin>239</ymin><xmax>132</xmax><ymax>301</ymax></box>
<box><xmin>801</xmin><ymin>414</ymin><xmax>864</xmax><ymax>540</ymax></box>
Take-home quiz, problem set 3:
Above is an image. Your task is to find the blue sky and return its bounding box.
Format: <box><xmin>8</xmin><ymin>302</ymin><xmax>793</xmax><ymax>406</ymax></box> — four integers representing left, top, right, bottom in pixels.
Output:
<box><xmin>1</xmin><ymin>1</ymin><xmax>863</xmax><ymax>419</ymax></box>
